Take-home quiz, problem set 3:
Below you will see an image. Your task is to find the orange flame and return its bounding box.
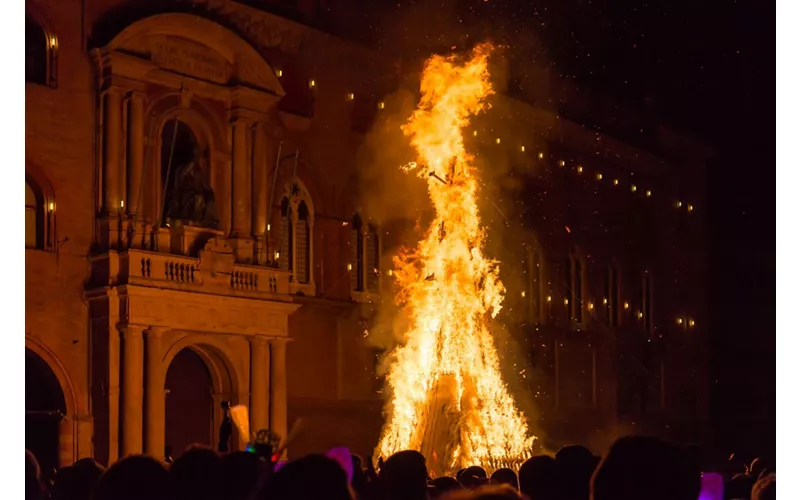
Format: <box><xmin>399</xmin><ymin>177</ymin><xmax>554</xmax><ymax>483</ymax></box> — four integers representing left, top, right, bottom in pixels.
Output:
<box><xmin>376</xmin><ymin>43</ymin><xmax>535</xmax><ymax>474</ymax></box>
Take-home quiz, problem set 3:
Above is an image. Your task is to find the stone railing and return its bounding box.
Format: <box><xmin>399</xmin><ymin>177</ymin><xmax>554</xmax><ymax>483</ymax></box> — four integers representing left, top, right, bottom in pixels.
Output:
<box><xmin>115</xmin><ymin>249</ymin><xmax>292</xmax><ymax>296</ymax></box>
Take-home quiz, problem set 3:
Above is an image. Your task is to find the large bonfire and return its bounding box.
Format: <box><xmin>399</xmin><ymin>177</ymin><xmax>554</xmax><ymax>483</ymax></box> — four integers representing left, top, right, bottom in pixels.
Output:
<box><xmin>375</xmin><ymin>44</ymin><xmax>536</xmax><ymax>475</ymax></box>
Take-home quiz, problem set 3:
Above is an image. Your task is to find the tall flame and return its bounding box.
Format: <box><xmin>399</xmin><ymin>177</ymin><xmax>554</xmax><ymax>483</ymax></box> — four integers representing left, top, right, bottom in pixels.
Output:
<box><xmin>376</xmin><ymin>44</ymin><xmax>535</xmax><ymax>474</ymax></box>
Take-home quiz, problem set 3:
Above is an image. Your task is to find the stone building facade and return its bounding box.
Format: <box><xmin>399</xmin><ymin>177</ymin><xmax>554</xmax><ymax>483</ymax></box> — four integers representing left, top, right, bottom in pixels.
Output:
<box><xmin>25</xmin><ymin>0</ymin><xmax>709</xmax><ymax>470</ymax></box>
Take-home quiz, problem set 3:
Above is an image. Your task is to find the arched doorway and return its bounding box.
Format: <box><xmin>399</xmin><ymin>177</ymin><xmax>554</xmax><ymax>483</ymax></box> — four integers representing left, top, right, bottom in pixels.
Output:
<box><xmin>165</xmin><ymin>348</ymin><xmax>213</xmax><ymax>457</ymax></box>
<box><xmin>26</xmin><ymin>348</ymin><xmax>66</xmax><ymax>474</ymax></box>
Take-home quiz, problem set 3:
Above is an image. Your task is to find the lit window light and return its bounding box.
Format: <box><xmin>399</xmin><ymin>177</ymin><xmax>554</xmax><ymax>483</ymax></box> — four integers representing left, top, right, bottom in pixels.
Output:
<box><xmin>473</xmin><ymin>130</ymin><xmax>478</xmax><ymax>137</ymax></box>
<box><xmin>631</xmin><ymin>185</ymin><xmax>637</xmax><ymax>193</ymax></box>
<box><xmin>588</xmin><ymin>302</ymin><xmax>594</xmax><ymax>310</ymax></box>
<box><xmin>276</xmin><ymin>69</ymin><xmax>283</xmax><ymax>77</ymax></box>
<box><xmin>603</xmin><ymin>298</ymin><xmax>608</xmax><ymax>305</ymax></box>
<box><xmin>596</xmin><ymin>173</ymin><xmax>603</xmax><ymax>180</ymax></box>
<box><xmin>120</xmin><ymin>200</ymin><xmax>125</xmax><ymax>209</ymax></box>
<box><xmin>496</xmin><ymin>138</ymin><xmax>501</xmax><ymax>144</ymax></box>
<box><xmin>48</xmin><ymin>202</ymin><xmax>54</xmax><ymax>212</ymax></box>
<box><xmin>274</xmin><ymin>251</ymin><xmax>280</xmax><ymax>260</ymax></box>
<box><xmin>676</xmin><ymin>201</ymin><xmax>682</xmax><ymax>208</ymax></box>
<box><xmin>677</xmin><ymin>318</ymin><xmax>683</xmax><ymax>325</ymax></box>
<box><xmin>613</xmin><ymin>179</ymin><xmax>619</xmax><ymax>185</ymax></box>
<box><xmin>646</xmin><ymin>190</ymin><xmax>652</xmax><ymax>197</ymax></box>
<box><xmin>347</xmin><ymin>92</ymin><xmax>355</xmax><ymax>101</ymax></box>
<box><xmin>559</xmin><ymin>160</ymin><xmax>566</xmax><ymax>167</ymax></box>
<box><xmin>564</xmin><ymin>298</ymin><xmax>569</xmax><ymax>306</ymax></box>
<box><xmin>546</xmin><ymin>296</ymin><xmax>552</xmax><ymax>302</ymax></box>
<box><xmin>624</xmin><ymin>301</ymin><xmax>630</xmax><ymax>310</ymax></box>
<box><xmin>377</xmin><ymin>101</ymin><xmax>385</xmax><ymax>110</ymax></box>
<box><xmin>388</xmin><ymin>269</ymin><xmax>393</xmax><ymax>276</ymax></box>
<box><xmin>267</xmin><ymin>224</ymin><xmax>271</xmax><ymax>232</ymax></box>
<box><xmin>347</xmin><ymin>263</ymin><xmax>353</xmax><ymax>271</ymax></box>
<box><xmin>521</xmin><ymin>291</ymin><xmax>526</xmax><ymax>298</ymax></box>
<box><xmin>308</xmin><ymin>79</ymin><xmax>316</xmax><ymax>88</ymax></box>
<box><xmin>637</xmin><ymin>311</ymin><xmax>643</xmax><ymax>319</ymax></box>
<box><xmin>50</xmin><ymin>37</ymin><xmax>57</xmax><ymax>48</ymax></box>
<box><xmin>689</xmin><ymin>319</ymin><xmax>696</xmax><ymax>327</ymax></box>
<box><xmin>520</xmin><ymin>146</ymin><xmax>526</xmax><ymax>152</ymax></box>
<box><xmin>688</xmin><ymin>204</ymin><xmax>694</xmax><ymax>212</ymax></box>
<box><xmin>538</xmin><ymin>152</ymin><xmax>544</xmax><ymax>159</ymax></box>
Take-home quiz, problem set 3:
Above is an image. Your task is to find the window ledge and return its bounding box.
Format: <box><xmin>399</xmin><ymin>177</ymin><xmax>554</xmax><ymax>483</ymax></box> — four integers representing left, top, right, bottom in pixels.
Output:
<box><xmin>290</xmin><ymin>281</ymin><xmax>316</xmax><ymax>296</ymax></box>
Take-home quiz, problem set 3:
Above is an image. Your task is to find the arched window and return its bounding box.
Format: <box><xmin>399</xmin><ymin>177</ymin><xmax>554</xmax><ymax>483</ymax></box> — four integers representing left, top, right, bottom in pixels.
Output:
<box><xmin>366</xmin><ymin>224</ymin><xmax>379</xmax><ymax>293</ymax></box>
<box><xmin>526</xmin><ymin>246</ymin><xmax>544</xmax><ymax>324</ymax></box>
<box><xmin>25</xmin><ymin>180</ymin><xmax>43</xmax><ymax>249</ymax></box>
<box><xmin>26</xmin><ymin>15</ymin><xmax>56</xmax><ymax>87</ymax></box>
<box><xmin>605</xmin><ymin>265</ymin><xmax>620</xmax><ymax>327</ymax></box>
<box><xmin>279</xmin><ymin>197</ymin><xmax>292</xmax><ymax>271</ymax></box>
<box><xmin>295</xmin><ymin>201</ymin><xmax>311</xmax><ymax>284</ymax></box>
<box><xmin>275</xmin><ymin>179</ymin><xmax>315</xmax><ymax>292</ymax></box>
<box><xmin>641</xmin><ymin>271</ymin><xmax>654</xmax><ymax>335</ymax></box>
<box><xmin>350</xmin><ymin>214</ymin><xmax>364</xmax><ymax>292</ymax></box>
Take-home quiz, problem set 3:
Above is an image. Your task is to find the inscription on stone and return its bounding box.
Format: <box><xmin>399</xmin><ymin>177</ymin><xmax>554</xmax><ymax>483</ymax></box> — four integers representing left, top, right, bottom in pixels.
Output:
<box><xmin>151</xmin><ymin>37</ymin><xmax>228</xmax><ymax>84</ymax></box>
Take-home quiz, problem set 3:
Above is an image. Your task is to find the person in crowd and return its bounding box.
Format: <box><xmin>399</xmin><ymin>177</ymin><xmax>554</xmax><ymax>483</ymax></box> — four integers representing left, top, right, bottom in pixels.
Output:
<box><xmin>591</xmin><ymin>436</ymin><xmax>701</xmax><ymax>500</ymax></box>
<box><xmin>518</xmin><ymin>455</ymin><xmax>559</xmax><ymax>500</ymax></box>
<box><xmin>460</xmin><ymin>466</ymin><xmax>488</xmax><ymax>490</ymax></box>
<box><xmin>441</xmin><ymin>484</ymin><xmax>523</xmax><ymax>499</ymax></box>
<box><xmin>259</xmin><ymin>453</ymin><xmax>354</xmax><ymax>500</ymax></box>
<box><xmin>751</xmin><ymin>474</ymin><xmax>775</xmax><ymax>500</ymax></box>
<box><xmin>50</xmin><ymin>458</ymin><xmax>104</xmax><ymax>500</ymax></box>
<box><xmin>429</xmin><ymin>476</ymin><xmax>464</xmax><ymax>499</ymax></box>
<box><xmin>169</xmin><ymin>444</ymin><xmax>224</xmax><ymax>500</ymax></box>
<box><xmin>489</xmin><ymin>468</ymin><xmax>518</xmax><ymax>490</ymax></box>
<box><xmin>220</xmin><ymin>451</ymin><xmax>262</xmax><ymax>500</ymax></box>
<box><xmin>555</xmin><ymin>445</ymin><xmax>597</xmax><ymax>500</ymax></box>
<box><xmin>92</xmin><ymin>455</ymin><xmax>170</xmax><ymax>500</ymax></box>
<box><xmin>380</xmin><ymin>450</ymin><xmax>430</xmax><ymax>500</ymax></box>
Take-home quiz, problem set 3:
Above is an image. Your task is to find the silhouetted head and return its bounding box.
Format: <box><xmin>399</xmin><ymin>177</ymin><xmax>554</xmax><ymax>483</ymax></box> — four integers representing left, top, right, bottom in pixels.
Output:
<box><xmin>93</xmin><ymin>455</ymin><xmax>170</xmax><ymax>500</ymax></box>
<box><xmin>556</xmin><ymin>445</ymin><xmax>598</xmax><ymax>500</ymax></box>
<box><xmin>51</xmin><ymin>458</ymin><xmax>104</xmax><ymax>500</ymax></box>
<box><xmin>380</xmin><ymin>450</ymin><xmax>429</xmax><ymax>500</ymax></box>
<box><xmin>518</xmin><ymin>455</ymin><xmax>558</xmax><ymax>500</ymax></box>
<box><xmin>221</xmin><ymin>451</ymin><xmax>263</xmax><ymax>500</ymax></box>
<box><xmin>430</xmin><ymin>476</ymin><xmax>463</xmax><ymax>499</ymax></box>
<box><xmin>751</xmin><ymin>474</ymin><xmax>776</xmax><ymax>500</ymax></box>
<box><xmin>461</xmin><ymin>466</ymin><xmax>488</xmax><ymax>489</ymax></box>
<box><xmin>446</xmin><ymin>484</ymin><xmax>523</xmax><ymax>500</ymax></box>
<box><xmin>169</xmin><ymin>444</ymin><xmax>223</xmax><ymax>500</ymax></box>
<box><xmin>490</xmin><ymin>468</ymin><xmax>518</xmax><ymax>490</ymax></box>
<box><xmin>591</xmin><ymin>436</ymin><xmax>701</xmax><ymax>500</ymax></box>
<box><xmin>262</xmin><ymin>454</ymin><xmax>353</xmax><ymax>500</ymax></box>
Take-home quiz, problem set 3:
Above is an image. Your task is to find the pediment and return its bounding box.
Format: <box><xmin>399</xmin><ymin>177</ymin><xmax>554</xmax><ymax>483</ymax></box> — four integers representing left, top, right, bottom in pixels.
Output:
<box><xmin>104</xmin><ymin>14</ymin><xmax>284</xmax><ymax>97</ymax></box>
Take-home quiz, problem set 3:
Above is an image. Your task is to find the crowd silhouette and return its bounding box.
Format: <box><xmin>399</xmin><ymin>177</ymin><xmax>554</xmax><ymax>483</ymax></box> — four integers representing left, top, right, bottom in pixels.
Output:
<box><xmin>25</xmin><ymin>436</ymin><xmax>775</xmax><ymax>500</ymax></box>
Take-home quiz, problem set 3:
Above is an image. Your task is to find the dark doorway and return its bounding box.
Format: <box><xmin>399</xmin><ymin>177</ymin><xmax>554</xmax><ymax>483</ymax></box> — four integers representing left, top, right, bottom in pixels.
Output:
<box><xmin>26</xmin><ymin>348</ymin><xmax>67</xmax><ymax>474</ymax></box>
<box><xmin>165</xmin><ymin>348</ymin><xmax>213</xmax><ymax>457</ymax></box>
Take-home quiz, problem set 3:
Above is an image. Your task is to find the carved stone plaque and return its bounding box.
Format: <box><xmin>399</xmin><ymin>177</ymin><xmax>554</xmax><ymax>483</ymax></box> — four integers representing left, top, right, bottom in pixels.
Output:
<box><xmin>150</xmin><ymin>36</ymin><xmax>229</xmax><ymax>84</ymax></box>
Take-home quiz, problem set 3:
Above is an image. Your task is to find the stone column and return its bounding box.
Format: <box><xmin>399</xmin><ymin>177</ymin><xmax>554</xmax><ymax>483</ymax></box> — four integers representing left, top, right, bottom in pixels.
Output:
<box><xmin>251</xmin><ymin>123</ymin><xmax>268</xmax><ymax>263</ymax></box>
<box><xmin>104</xmin><ymin>87</ymin><xmax>123</xmax><ymax>213</ymax></box>
<box><xmin>249</xmin><ymin>336</ymin><xmax>271</xmax><ymax>434</ymax></box>
<box><xmin>58</xmin><ymin>417</ymin><xmax>75</xmax><ymax>468</ymax></box>
<box><xmin>121</xmin><ymin>325</ymin><xmax>144</xmax><ymax>456</ymax></box>
<box><xmin>126</xmin><ymin>92</ymin><xmax>144</xmax><ymax>219</ymax></box>
<box><xmin>269</xmin><ymin>338</ymin><xmax>289</xmax><ymax>445</ymax></box>
<box><xmin>230</xmin><ymin>118</ymin><xmax>253</xmax><ymax>262</ymax></box>
<box><xmin>144</xmin><ymin>327</ymin><xmax>166</xmax><ymax>459</ymax></box>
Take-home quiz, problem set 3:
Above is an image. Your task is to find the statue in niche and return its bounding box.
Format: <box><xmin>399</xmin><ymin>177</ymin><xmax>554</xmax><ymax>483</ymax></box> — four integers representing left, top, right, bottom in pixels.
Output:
<box><xmin>162</xmin><ymin>120</ymin><xmax>219</xmax><ymax>228</ymax></box>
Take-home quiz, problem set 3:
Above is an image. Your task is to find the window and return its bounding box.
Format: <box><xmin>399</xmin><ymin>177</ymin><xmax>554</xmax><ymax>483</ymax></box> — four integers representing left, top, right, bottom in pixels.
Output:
<box><xmin>641</xmin><ymin>271</ymin><xmax>653</xmax><ymax>335</ymax></box>
<box><xmin>275</xmin><ymin>179</ymin><xmax>315</xmax><ymax>291</ymax></box>
<box><xmin>605</xmin><ymin>265</ymin><xmax>620</xmax><ymax>327</ymax></box>
<box><xmin>366</xmin><ymin>224</ymin><xmax>379</xmax><ymax>293</ymax></box>
<box><xmin>25</xmin><ymin>16</ymin><xmax>56</xmax><ymax>87</ymax></box>
<box><xmin>527</xmin><ymin>246</ymin><xmax>544</xmax><ymax>324</ymax></box>
<box><xmin>350</xmin><ymin>214</ymin><xmax>364</xmax><ymax>292</ymax></box>
<box><xmin>25</xmin><ymin>180</ymin><xmax>42</xmax><ymax>249</ymax></box>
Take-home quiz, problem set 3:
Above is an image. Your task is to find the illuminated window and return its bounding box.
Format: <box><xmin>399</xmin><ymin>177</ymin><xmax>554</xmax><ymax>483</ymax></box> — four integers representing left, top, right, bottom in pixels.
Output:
<box><xmin>295</xmin><ymin>201</ymin><xmax>311</xmax><ymax>284</ymax></box>
<box><xmin>350</xmin><ymin>214</ymin><xmax>364</xmax><ymax>292</ymax></box>
<box><xmin>641</xmin><ymin>271</ymin><xmax>654</xmax><ymax>335</ymax></box>
<box><xmin>605</xmin><ymin>265</ymin><xmax>620</xmax><ymax>327</ymax></box>
<box><xmin>279</xmin><ymin>197</ymin><xmax>292</xmax><ymax>271</ymax></box>
<box><xmin>26</xmin><ymin>16</ymin><xmax>56</xmax><ymax>87</ymax></box>
<box><xmin>25</xmin><ymin>180</ymin><xmax>42</xmax><ymax>249</ymax></box>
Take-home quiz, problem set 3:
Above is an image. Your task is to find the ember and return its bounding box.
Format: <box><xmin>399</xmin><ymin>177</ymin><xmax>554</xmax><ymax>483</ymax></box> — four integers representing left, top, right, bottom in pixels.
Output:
<box><xmin>375</xmin><ymin>43</ymin><xmax>535</xmax><ymax>475</ymax></box>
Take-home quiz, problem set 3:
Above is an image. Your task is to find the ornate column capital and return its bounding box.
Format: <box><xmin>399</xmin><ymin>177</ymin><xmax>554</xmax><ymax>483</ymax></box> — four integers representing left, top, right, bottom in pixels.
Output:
<box><xmin>145</xmin><ymin>326</ymin><xmax>169</xmax><ymax>339</ymax></box>
<box><xmin>249</xmin><ymin>335</ymin><xmax>270</xmax><ymax>348</ymax></box>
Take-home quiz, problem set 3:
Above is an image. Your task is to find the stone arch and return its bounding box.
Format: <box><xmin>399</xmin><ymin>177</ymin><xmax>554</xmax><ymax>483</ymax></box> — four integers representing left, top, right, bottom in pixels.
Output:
<box><xmin>25</xmin><ymin>8</ymin><xmax>58</xmax><ymax>87</ymax></box>
<box><xmin>161</xmin><ymin>333</ymin><xmax>245</xmax><ymax>452</ymax></box>
<box><xmin>25</xmin><ymin>336</ymin><xmax>78</xmax><ymax>418</ymax></box>
<box><xmin>106</xmin><ymin>13</ymin><xmax>284</xmax><ymax>97</ymax></box>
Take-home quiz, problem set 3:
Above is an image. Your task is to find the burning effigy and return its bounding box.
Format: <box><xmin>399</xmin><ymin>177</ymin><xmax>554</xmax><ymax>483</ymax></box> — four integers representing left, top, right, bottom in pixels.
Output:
<box><xmin>375</xmin><ymin>44</ymin><xmax>536</xmax><ymax>475</ymax></box>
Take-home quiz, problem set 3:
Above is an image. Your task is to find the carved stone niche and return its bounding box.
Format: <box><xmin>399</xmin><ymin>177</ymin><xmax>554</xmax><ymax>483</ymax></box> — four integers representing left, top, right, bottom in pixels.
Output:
<box><xmin>169</xmin><ymin>221</ymin><xmax>226</xmax><ymax>257</ymax></box>
<box><xmin>198</xmin><ymin>237</ymin><xmax>235</xmax><ymax>290</ymax></box>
